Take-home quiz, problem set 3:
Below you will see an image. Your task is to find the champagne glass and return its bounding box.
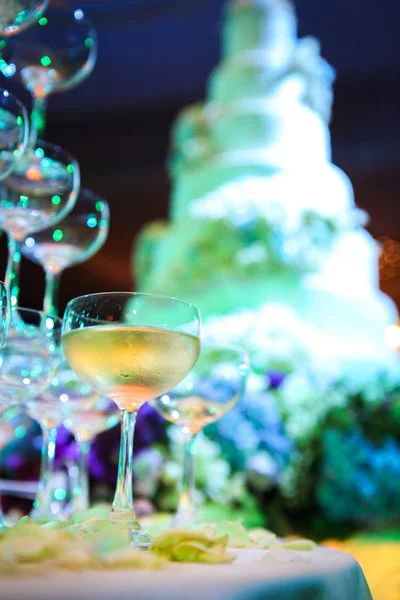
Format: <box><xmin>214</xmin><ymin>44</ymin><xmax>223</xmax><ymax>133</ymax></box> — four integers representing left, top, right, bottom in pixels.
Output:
<box><xmin>151</xmin><ymin>342</ymin><xmax>249</xmax><ymax>526</ymax></box>
<box><xmin>63</xmin><ymin>394</ymin><xmax>119</xmax><ymax>514</ymax></box>
<box><xmin>0</xmin><ymin>140</ymin><xmax>79</xmax><ymax>309</ymax></box>
<box><xmin>62</xmin><ymin>292</ymin><xmax>201</xmax><ymax>548</ymax></box>
<box><xmin>0</xmin><ymin>307</ymin><xmax>60</xmax><ymax>410</ymax></box>
<box><xmin>0</xmin><ymin>3</ymin><xmax>97</xmax><ymax>147</ymax></box>
<box><xmin>26</xmin><ymin>364</ymin><xmax>118</xmax><ymax>518</ymax></box>
<box><xmin>0</xmin><ymin>307</ymin><xmax>61</xmax><ymax>523</ymax></box>
<box><xmin>21</xmin><ymin>188</ymin><xmax>110</xmax><ymax>316</ymax></box>
<box><xmin>0</xmin><ymin>88</ymin><xmax>29</xmax><ymax>180</ymax></box>
<box><xmin>0</xmin><ymin>1</ymin><xmax>48</xmax><ymax>36</ymax></box>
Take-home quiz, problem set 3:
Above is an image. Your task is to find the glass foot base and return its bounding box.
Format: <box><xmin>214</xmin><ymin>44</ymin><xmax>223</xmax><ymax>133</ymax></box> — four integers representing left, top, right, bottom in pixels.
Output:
<box><xmin>131</xmin><ymin>529</ymin><xmax>153</xmax><ymax>551</ymax></box>
<box><xmin>109</xmin><ymin>509</ymin><xmax>153</xmax><ymax>550</ymax></box>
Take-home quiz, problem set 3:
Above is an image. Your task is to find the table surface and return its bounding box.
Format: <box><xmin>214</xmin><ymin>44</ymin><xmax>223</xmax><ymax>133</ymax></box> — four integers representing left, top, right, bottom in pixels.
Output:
<box><xmin>1</xmin><ymin>547</ymin><xmax>373</xmax><ymax>600</ymax></box>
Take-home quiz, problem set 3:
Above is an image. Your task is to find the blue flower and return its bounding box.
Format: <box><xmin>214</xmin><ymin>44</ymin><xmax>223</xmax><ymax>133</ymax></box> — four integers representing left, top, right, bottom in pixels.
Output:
<box><xmin>266</xmin><ymin>372</ymin><xmax>286</xmax><ymax>390</ymax></box>
<box><xmin>317</xmin><ymin>428</ymin><xmax>400</xmax><ymax>525</ymax></box>
<box><xmin>206</xmin><ymin>386</ymin><xmax>292</xmax><ymax>480</ymax></box>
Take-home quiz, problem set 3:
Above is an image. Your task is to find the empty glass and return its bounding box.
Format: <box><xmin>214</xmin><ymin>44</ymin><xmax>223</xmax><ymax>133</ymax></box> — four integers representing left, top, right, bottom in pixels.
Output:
<box><xmin>0</xmin><ymin>140</ymin><xmax>79</xmax><ymax>309</ymax></box>
<box><xmin>151</xmin><ymin>342</ymin><xmax>249</xmax><ymax>526</ymax></box>
<box><xmin>0</xmin><ymin>3</ymin><xmax>97</xmax><ymax>147</ymax></box>
<box><xmin>0</xmin><ymin>307</ymin><xmax>61</xmax><ymax>524</ymax></box>
<box><xmin>63</xmin><ymin>393</ymin><xmax>119</xmax><ymax>514</ymax></box>
<box><xmin>26</xmin><ymin>364</ymin><xmax>118</xmax><ymax>518</ymax></box>
<box><xmin>22</xmin><ymin>188</ymin><xmax>110</xmax><ymax>316</ymax></box>
<box><xmin>0</xmin><ymin>307</ymin><xmax>60</xmax><ymax>411</ymax></box>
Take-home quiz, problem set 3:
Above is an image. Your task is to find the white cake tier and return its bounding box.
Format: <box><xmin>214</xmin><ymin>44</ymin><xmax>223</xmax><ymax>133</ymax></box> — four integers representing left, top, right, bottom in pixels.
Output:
<box><xmin>205</xmin><ymin>98</ymin><xmax>330</xmax><ymax>163</ymax></box>
<box><xmin>171</xmin><ymin>159</ymin><xmax>353</xmax><ymax>223</ymax></box>
<box><xmin>152</xmin><ymin>269</ymin><xmax>398</xmax><ymax>376</ymax></box>
<box><xmin>296</xmin><ymin>283</ymin><xmax>399</xmax><ymax>379</ymax></box>
<box><xmin>142</xmin><ymin>251</ymin><xmax>398</xmax><ymax>374</ymax></box>
<box><xmin>223</xmin><ymin>0</ymin><xmax>297</xmax><ymax>64</ymax></box>
<box><xmin>307</xmin><ymin>229</ymin><xmax>380</xmax><ymax>296</ymax></box>
<box><xmin>209</xmin><ymin>53</ymin><xmax>305</xmax><ymax>104</ymax></box>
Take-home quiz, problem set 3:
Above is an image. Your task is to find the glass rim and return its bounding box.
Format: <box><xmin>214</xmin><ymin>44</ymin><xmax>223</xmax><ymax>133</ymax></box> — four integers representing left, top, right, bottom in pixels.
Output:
<box><xmin>41</xmin><ymin>3</ymin><xmax>96</xmax><ymax>26</ymax></box>
<box><xmin>13</xmin><ymin>306</ymin><xmax>62</xmax><ymax>326</ymax></box>
<box><xmin>196</xmin><ymin>340</ymin><xmax>250</xmax><ymax>363</ymax></box>
<box><xmin>16</xmin><ymin>3</ymin><xmax>99</xmax><ymax>53</ymax></box>
<box><xmin>35</xmin><ymin>139</ymin><xmax>79</xmax><ymax>164</ymax></box>
<box><xmin>63</xmin><ymin>291</ymin><xmax>201</xmax><ymax>318</ymax></box>
<box><xmin>14</xmin><ymin>2</ymin><xmax>97</xmax><ymax>31</ymax></box>
<box><xmin>80</xmin><ymin>187</ymin><xmax>107</xmax><ymax>200</ymax></box>
<box><xmin>0</xmin><ymin>89</ymin><xmax>29</xmax><ymax>153</ymax></box>
<box><xmin>76</xmin><ymin>188</ymin><xmax>110</xmax><ymax>217</ymax></box>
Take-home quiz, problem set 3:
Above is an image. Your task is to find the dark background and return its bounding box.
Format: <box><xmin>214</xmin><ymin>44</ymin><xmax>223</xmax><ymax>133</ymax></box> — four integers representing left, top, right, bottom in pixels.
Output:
<box><xmin>1</xmin><ymin>0</ymin><xmax>400</xmax><ymax>312</ymax></box>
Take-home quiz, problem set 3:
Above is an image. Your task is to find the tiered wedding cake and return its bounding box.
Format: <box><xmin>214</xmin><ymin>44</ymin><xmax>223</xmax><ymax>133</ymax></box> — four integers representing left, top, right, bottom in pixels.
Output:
<box><xmin>134</xmin><ymin>0</ymin><xmax>399</xmax><ymax>378</ymax></box>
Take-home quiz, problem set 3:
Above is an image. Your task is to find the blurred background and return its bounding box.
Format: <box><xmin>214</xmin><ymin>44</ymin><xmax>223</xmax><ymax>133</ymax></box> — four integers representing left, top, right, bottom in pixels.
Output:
<box><xmin>0</xmin><ymin>0</ymin><xmax>399</xmax><ymax>310</ymax></box>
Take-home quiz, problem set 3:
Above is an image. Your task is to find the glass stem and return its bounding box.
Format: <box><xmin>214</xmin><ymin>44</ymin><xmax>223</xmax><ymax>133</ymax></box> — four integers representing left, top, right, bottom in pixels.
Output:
<box><xmin>110</xmin><ymin>410</ymin><xmax>140</xmax><ymax>529</ymax></box>
<box><xmin>5</xmin><ymin>236</ymin><xmax>21</xmax><ymax>310</ymax></box>
<box><xmin>29</xmin><ymin>96</ymin><xmax>47</xmax><ymax>149</ymax></box>
<box><xmin>32</xmin><ymin>426</ymin><xmax>57</xmax><ymax>519</ymax></box>
<box><xmin>173</xmin><ymin>429</ymin><xmax>196</xmax><ymax>526</ymax></box>
<box><xmin>43</xmin><ymin>271</ymin><xmax>61</xmax><ymax>317</ymax></box>
<box><xmin>71</xmin><ymin>440</ymin><xmax>91</xmax><ymax>513</ymax></box>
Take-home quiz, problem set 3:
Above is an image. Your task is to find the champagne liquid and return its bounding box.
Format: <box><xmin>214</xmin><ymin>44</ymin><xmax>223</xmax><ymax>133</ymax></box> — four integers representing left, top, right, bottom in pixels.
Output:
<box><xmin>22</xmin><ymin>241</ymin><xmax>83</xmax><ymax>273</ymax></box>
<box><xmin>62</xmin><ymin>325</ymin><xmax>200</xmax><ymax>412</ymax></box>
<box><xmin>154</xmin><ymin>395</ymin><xmax>234</xmax><ymax>434</ymax></box>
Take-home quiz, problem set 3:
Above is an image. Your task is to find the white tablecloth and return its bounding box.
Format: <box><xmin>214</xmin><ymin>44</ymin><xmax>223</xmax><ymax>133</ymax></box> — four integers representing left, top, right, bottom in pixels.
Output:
<box><xmin>1</xmin><ymin>547</ymin><xmax>372</xmax><ymax>600</ymax></box>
